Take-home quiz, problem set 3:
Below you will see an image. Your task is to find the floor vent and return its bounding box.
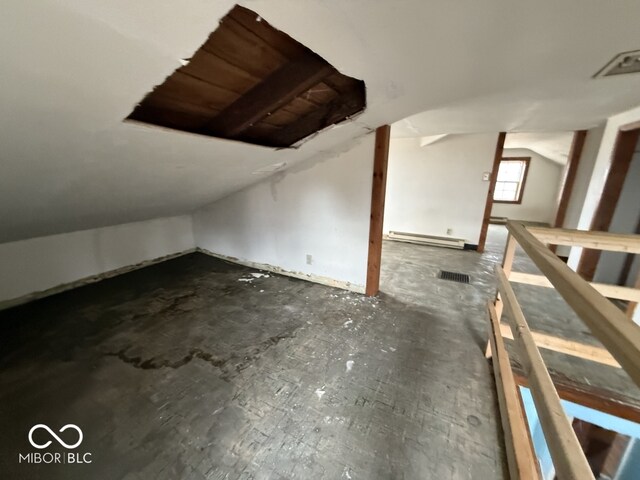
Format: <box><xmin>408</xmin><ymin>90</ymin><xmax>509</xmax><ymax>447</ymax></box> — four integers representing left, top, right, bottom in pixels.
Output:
<box><xmin>438</xmin><ymin>271</ymin><xmax>470</xmax><ymax>284</ymax></box>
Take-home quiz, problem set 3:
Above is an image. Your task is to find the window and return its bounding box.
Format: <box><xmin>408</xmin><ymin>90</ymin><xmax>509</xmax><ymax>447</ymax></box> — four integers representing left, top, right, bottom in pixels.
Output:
<box><xmin>493</xmin><ymin>157</ymin><xmax>530</xmax><ymax>203</ymax></box>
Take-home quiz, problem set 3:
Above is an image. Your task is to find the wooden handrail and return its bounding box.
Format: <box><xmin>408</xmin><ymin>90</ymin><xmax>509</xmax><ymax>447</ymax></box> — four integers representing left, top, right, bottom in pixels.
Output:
<box><xmin>507</xmin><ymin>221</ymin><xmax>640</xmax><ymax>387</ymax></box>
<box><xmin>496</xmin><ymin>265</ymin><xmax>595</xmax><ymax>479</ymax></box>
<box><xmin>527</xmin><ymin>226</ymin><xmax>640</xmax><ymax>254</ymax></box>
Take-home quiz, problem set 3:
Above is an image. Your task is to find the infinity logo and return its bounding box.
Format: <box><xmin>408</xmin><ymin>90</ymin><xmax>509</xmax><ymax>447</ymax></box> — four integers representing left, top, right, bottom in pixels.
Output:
<box><xmin>28</xmin><ymin>424</ymin><xmax>83</xmax><ymax>450</ymax></box>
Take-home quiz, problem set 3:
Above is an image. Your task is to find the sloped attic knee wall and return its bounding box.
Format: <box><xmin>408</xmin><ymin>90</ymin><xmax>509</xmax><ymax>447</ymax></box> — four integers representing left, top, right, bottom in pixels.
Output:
<box><xmin>192</xmin><ymin>135</ymin><xmax>375</xmax><ymax>292</ymax></box>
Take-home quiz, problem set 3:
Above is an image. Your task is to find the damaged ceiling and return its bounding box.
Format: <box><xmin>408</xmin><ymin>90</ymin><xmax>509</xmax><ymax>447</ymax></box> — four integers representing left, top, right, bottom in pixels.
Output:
<box><xmin>127</xmin><ymin>6</ymin><xmax>365</xmax><ymax>148</ymax></box>
<box><xmin>2</xmin><ymin>0</ymin><xmax>640</xmax><ymax>242</ymax></box>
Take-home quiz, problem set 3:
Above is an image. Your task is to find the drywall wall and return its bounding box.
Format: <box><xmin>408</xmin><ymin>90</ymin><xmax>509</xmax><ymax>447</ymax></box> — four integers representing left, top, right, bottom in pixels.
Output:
<box><xmin>193</xmin><ymin>135</ymin><xmax>375</xmax><ymax>292</ymax></box>
<box><xmin>0</xmin><ymin>215</ymin><xmax>195</xmax><ymax>306</ymax></box>
<box><xmin>383</xmin><ymin>134</ymin><xmax>498</xmax><ymax>244</ymax></box>
<box><xmin>568</xmin><ymin>105</ymin><xmax>640</xmax><ymax>269</ymax></box>
<box><xmin>491</xmin><ymin>148</ymin><xmax>563</xmax><ymax>224</ymax></box>
<box><xmin>594</xmin><ymin>147</ymin><xmax>640</xmax><ymax>285</ymax></box>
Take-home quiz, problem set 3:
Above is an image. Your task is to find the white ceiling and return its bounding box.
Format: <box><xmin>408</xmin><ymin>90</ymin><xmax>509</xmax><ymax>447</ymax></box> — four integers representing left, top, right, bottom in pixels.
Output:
<box><xmin>2</xmin><ymin>0</ymin><xmax>640</xmax><ymax>242</ymax></box>
<box><xmin>504</xmin><ymin>132</ymin><xmax>575</xmax><ymax>164</ymax></box>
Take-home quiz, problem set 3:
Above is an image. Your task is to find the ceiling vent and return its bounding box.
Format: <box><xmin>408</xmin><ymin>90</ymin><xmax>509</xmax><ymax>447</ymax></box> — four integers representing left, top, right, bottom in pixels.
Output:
<box><xmin>594</xmin><ymin>50</ymin><xmax>640</xmax><ymax>78</ymax></box>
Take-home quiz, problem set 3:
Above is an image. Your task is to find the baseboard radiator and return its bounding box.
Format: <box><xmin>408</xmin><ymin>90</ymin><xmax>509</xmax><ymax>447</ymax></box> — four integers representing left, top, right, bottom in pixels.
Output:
<box><xmin>387</xmin><ymin>231</ymin><xmax>465</xmax><ymax>250</ymax></box>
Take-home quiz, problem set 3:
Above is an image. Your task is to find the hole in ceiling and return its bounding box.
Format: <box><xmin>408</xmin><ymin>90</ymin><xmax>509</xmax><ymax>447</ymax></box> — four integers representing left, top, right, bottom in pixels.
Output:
<box><xmin>126</xmin><ymin>5</ymin><xmax>366</xmax><ymax>148</ymax></box>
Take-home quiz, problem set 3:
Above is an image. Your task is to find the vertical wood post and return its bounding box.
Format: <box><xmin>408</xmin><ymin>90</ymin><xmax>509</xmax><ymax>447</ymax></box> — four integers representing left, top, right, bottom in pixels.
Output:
<box><xmin>478</xmin><ymin>132</ymin><xmax>506</xmax><ymax>253</ymax></box>
<box><xmin>578</xmin><ymin>129</ymin><xmax>639</xmax><ymax>280</ymax></box>
<box><xmin>365</xmin><ymin>125</ymin><xmax>391</xmax><ymax>296</ymax></box>
<box><xmin>550</xmin><ymin>130</ymin><xmax>587</xmax><ymax>253</ymax></box>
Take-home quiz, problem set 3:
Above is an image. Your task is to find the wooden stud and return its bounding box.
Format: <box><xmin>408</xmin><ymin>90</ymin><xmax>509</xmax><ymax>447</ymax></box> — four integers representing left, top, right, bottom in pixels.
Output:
<box><xmin>486</xmin><ymin>301</ymin><xmax>541</xmax><ymax>480</ymax></box>
<box><xmin>507</xmin><ymin>221</ymin><xmax>640</xmax><ymax>387</ymax></box>
<box><xmin>527</xmin><ymin>226</ymin><xmax>640</xmax><ymax>254</ymax></box>
<box><xmin>627</xmin><ymin>269</ymin><xmax>640</xmax><ymax>320</ymax></box>
<box><xmin>496</xmin><ymin>265</ymin><xmax>595</xmax><ymax>480</ymax></box>
<box><xmin>365</xmin><ymin>126</ymin><xmax>391</xmax><ymax>297</ymax></box>
<box><xmin>478</xmin><ymin>132</ymin><xmax>506</xmax><ymax>253</ymax></box>
<box><xmin>577</xmin><ymin>129</ymin><xmax>640</xmax><ymax>280</ymax></box>
<box><xmin>499</xmin><ymin>323</ymin><xmax>620</xmax><ymax>368</ymax></box>
<box><xmin>513</xmin><ymin>371</ymin><xmax>640</xmax><ymax>424</ymax></box>
<box><xmin>509</xmin><ymin>271</ymin><xmax>640</xmax><ymax>303</ymax></box>
<box><xmin>486</xmin><ymin>233</ymin><xmax>517</xmax><ymax>358</ymax></box>
<box><xmin>551</xmin><ymin>130</ymin><xmax>587</xmax><ymax>253</ymax></box>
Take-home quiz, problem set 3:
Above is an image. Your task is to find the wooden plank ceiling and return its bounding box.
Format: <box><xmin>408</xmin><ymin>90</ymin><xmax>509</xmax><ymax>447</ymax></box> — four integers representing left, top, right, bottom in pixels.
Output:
<box><xmin>127</xmin><ymin>5</ymin><xmax>366</xmax><ymax>148</ymax></box>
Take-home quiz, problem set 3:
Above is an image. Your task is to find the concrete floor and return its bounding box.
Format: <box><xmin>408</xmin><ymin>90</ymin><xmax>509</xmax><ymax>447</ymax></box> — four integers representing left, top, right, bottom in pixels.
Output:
<box><xmin>0</xmin><ymin>234</ymin><xmax>510</xmax><ymax>479</ymax></box>
<box><xmin>2</xmin><ymin>224</ymin><xmax>637</xmax><ymax>479</ymax></box>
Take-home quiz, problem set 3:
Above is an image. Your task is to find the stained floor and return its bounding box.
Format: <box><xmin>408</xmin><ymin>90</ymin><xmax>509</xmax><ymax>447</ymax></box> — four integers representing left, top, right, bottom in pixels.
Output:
<box><xmin>0</xmin><ymin>240</ymin><xmax>508</xmax><ymax>479</ymax></box>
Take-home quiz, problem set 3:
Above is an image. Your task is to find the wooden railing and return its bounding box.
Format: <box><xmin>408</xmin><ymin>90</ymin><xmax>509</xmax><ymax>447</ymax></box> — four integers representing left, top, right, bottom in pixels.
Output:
<box><xmin>486</xmin><ymin>221</ymin><xmax>640</xmax><ymax>479</ymax></box>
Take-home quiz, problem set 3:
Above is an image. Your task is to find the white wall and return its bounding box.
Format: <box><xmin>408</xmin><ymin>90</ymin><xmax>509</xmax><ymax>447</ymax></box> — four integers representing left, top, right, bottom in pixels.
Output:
<box><xmin>193</xmin><ymin>135</ymin><xmax>375</xmax><ymax>291</ymax></box>
<box><xmin>383</xmin><ymin>134</ymin><xmax>497</xmax><ymax>244</ymax></box>
<box><xmin>0</xmin><ymin>215</ymin><xmax>195</xmax><ymax>305</ymax></box>
<box><xmin>568</xmin><ymin>105</ymin><xmax>640</xmax><ymax>269</ymax></box>
<box><xmin>491</xmin><ymin>148</ymin><xmax>563</xmax><ymax>224</ymax></box>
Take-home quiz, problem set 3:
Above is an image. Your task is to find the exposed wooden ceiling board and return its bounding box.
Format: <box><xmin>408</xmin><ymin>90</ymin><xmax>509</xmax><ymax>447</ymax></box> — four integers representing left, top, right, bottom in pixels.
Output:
<box><xmin>228</xmin><ymin>5</ymin><xmax>307</xmax><ymax>59</ymax></box>
<box><xmin>180</xmin><ymin>49</ymin><xmax>260</xmax><ymax>95</ymax></box>
<box><xmin>126</xmin><ymin>4</ymin><xmax>366</xmax><ymax>148</ymax></box>
<box><xmin>205</xmin><ymin>17</ymin><xmax>287</xmax><ymax>78</ymax></box>
<box><xmin>154</xmin><ymin>72</ymin><xmax>240</xmax><ymax>111</ymax></box>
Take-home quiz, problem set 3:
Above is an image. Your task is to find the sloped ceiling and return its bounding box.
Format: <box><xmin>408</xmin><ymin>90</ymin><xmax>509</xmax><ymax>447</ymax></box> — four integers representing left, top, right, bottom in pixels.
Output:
<box><xmin>2</xmin><ymin>0</ymin><xmax>640</xmax><ymax>242</ymax></box>
<box><xmin>504</xmin><ymin>132</ymin><xmax>575</xmax><ymax>165</ymax></box>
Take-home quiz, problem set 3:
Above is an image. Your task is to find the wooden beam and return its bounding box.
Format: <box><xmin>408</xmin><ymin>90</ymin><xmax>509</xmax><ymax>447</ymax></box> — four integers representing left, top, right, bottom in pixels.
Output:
<box><xmin>268</xmin><ymin>83</ymin><xmax>365</xmax><ymax>147</ymax></box>
<box><xmin>206</xmin><ymin>54</ymin><xmax>334</xmax><ymax>137</ymax></box>
<box><xmin>513</xmin><ymin>371</ymin><xmax>640</xmax><ymax>424</ymax></box>
<box><xmin>577</xmin><ymin>128</ymin><xmax>640</xmax><ymax>280</ymax></box>
<box><xmin>527</xmin><ymin>226</ymin><xmax>640</xmax><ymax>254</ymax></box>
<box><xmin>496</xmin><ymin>265</ymin><xmax>595</xmax><ymax>479</ymax></box>
<box><xmin>487</xmin><ymin>302</ymin><xmax>541</xmax><ymax>480</ymax></box>
<box><xmin>507</xmin><ymin>221</ymin><xmax>640</xmax><ymax>387</ymax></box>
<box><xmin>478</xmin><ymin>132</ymin><xmax>506</xmax><ymax>253</ymax></box>
<box><xmin>551</xmin><ymin>130</ymin><xmax>587</xmax><ymax>253</ymax></box>
<box><xmin>365</xmin><ymin>125</ymin><xmax>391</xmax><ymax>296</ymax></box>
<box><xmin>509</xmin><ymin>271</ymin><xmax>640</xmax><ymax>303</ymax></box>
<box><xmin>499</xmin><ymin>322</ymin><xmax>620</xmax><ymax>368</ymax></box>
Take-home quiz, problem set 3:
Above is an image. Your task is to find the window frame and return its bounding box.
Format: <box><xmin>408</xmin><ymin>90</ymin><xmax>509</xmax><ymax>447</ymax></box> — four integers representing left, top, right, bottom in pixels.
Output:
<box><xmin>493</xmin><ymin>156</ymin><xmax>531</xmax><ymax>204</ymax></box>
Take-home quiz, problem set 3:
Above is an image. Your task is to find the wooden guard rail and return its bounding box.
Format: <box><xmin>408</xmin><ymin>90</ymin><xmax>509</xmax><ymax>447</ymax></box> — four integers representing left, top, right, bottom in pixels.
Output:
<box><xmin>486</xmin><ymin>221</ymin><xmax>640</xmax><ymax>480</ymax></box>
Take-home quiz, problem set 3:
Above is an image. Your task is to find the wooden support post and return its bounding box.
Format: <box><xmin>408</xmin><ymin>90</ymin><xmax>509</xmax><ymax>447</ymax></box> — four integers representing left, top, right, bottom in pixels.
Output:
<box><xmin>365</xmin><ymin>125</ymin><xmax>391</xmax><ymax>296</ymax></box>
<box><xmin>486</xmin><ymin>301</ymin><xmax>541</xmax><ymax>480</ymax></box>
<box><xmin>496</xmin><ymin>265</ymin><xmax>595</xmax><ymax>479</ymax></box>
<box><xmin>507</xmin><ymin>221</ymin><xmax>640</xmax><ymax>388</ymax></box>
<box><xmin>577</xmin><ymin>128</ymin><xmax>640</xmax><ymax>280</ymax></box>
<box><xmin>550</xmin><ymin>130</ymin><xmax>587</xmax><ymax>253</ymax></box>
<box><xmin>478</xmin><ymin>132</ymin><xmax>506</xmax><ymax>253</ymax></box>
